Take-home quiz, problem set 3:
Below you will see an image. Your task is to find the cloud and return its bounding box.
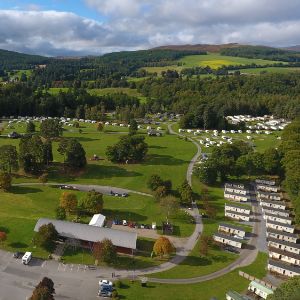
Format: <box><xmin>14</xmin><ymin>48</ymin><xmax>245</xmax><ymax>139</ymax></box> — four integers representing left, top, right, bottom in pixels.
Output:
<box><xmin>0</xmin><ymin>1</ymin><xmax>300</xmax><ymax>56</ymax></box>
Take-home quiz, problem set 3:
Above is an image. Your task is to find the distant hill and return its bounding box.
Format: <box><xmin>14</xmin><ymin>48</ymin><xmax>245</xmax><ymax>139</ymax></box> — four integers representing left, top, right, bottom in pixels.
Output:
<box><xmin>283</xmin><ymin>45</ymin><xmax>300</xmax><ymax>52</ymax></box>
<box><xmin>152</xmin><ymin>43</ymin><xmax>246</xmax><ymax>53</ymax></box>
<box><xmin>0</xmin><ymin>49</ymin><xmax>50</xmax><ymax>70</ymax></box>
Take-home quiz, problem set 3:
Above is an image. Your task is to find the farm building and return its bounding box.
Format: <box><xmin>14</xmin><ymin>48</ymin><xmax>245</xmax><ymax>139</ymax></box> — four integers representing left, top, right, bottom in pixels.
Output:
<box><xmin>225</xmin><ymin>203</ymin><xmax>251</xmax><ymax>215</ymax></box>
<box><xmin>225</xmin><ymin>211</ymin><xmax>251</xmax><ymax>222</ymax></box>
<box><xmin>267</xmin><ymin>237</ymin><xmax>300</xmax><ymax>255</ymax></box>
<box><xmin>260</xmin><ymin>200</ymin><xmax>286</xmax><ymax>210</ymax></box>
<box><xmin>268</xmin><ymin>259</ymin><xmax>300</xmax><ymax>277</ymax></box>
<box><xmin>256</xmin><ymin>184</ymin><xmax>279</xmax><ymax>193</ymax></box>
<box><xmin>266</xmin><ymin>229</ymin><xmax>298</xmax><ymax>244</ymax></box>
<box><xmin>213</xmin><ymin>232</ymin><xmax>243</xmax><ymax>249</ymax></box>
<box><xmin>226</xmin><ymin>290</ymin><xmax>252</xmax><ymax>300</ymax></box>
<box><xmin>218</xmin><ymin>223</ymin><xmax>246</xmax><ymax>238</ymax></box>
<box><xmin>263</xmin><ymin>213</ymin><xmax>293</xmax><ymax>225</ymax></box>
<box><xmin>248</xmin><ymin>280</ymin><xmax>274</xmax><ymax>299</ymax></box>
<box><xmin>257</xmin><ymin>191</ymin><xmax>281</xmax><ymax>201</ymax></box>
<box><xmin>262</xmin><ymin>207</ymin><xmax>290</xmax><ymax>218</ymax></box>
<box><xmin>269</xmin><ymin>247</ymin><xmax>300</xmax><ymax>266</ymax></box>
<box><xmin>255</xmin><ymin>179</ymin><xmax>276</xmax><ymax>186</ymax></box>
<box><xmin>266</xmin><ymin>220</ymin><xmax>295</xmax><ymax>234</ymax></box>
<box><xmin>34</xmin><ymin>218</ymin><xmax>137</xmax><ymax>254</ymax></box>
<box><xmin>89</xmin><ymin>214</ymin><xmax>106</xmax><ymax>227</ymax></box>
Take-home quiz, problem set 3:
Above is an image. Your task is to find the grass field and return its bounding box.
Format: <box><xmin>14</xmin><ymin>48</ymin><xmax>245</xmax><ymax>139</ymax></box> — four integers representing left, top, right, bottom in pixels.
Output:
<box><xmin>238</xmin><ymin>67</ymin><xmax>300</xmax><ymax>74</ymax></box>
<box><xmin>116</xmin><ymin>252</ymin><xmax>268</xmax><ymax>300</ymax></box>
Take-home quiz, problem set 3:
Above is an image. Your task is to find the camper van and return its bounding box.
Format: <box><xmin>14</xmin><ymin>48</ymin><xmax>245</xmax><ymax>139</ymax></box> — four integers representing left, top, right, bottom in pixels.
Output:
<box><xmin>22</xmin><ymin>252</ymin><xmax>32</xmax><ymax>265</ymax></box>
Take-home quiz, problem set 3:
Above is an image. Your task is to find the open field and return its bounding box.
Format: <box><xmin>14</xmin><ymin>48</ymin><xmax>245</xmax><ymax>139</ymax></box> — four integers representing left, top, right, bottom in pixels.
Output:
<box><xmin>116</xmin><ymin>252</ymin><xmax>268</xmax><ymax>300</ymax></box>
<box><xmin>238</xmin><ymin>67</ymin><xmax>300</xmax><ymax>74</ymax></box>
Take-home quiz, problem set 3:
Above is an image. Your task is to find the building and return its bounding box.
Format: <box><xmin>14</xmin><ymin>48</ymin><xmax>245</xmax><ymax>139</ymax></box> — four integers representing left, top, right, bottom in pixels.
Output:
<box><xmin>248</xmin><ymin>280</ymin><xmax>274</xmax><ymax>299</ymax></box>
<box><xmin>266</xmin><ymin>228</ymin><xmax>298</xmax><ymax>244</ymax></box>
<box><xmin>225</xmin><ymin>211</ymin><xmax>251</xmax><ymax>222</ymax></box>
<box><xmin>268</xmin><ymin>259</ymin><xmax>300</xmax><ymax>277</ymax></box>
<box><xmin>255</xmin><ymin>179</ymin><xmax>276</xmax><ymax>186</ymax></box>
<box><xmin>225</xmin><ymin>203</ymin><xmax>251</xmax><ymax>215</ymax></box>
<box><xmin>267</xmin><ymin>237</ymin><xmax>300</xmax><ymax>255</ymax></box>
<box><xmin>257</xmin><ymin>191</ymin><xmax>281</xmax><ymax>201</ymax></box>
<box><xmin>218</xmin><ymin>223</ymin><xmax>246</xmax><ymax>238</ymax></box>
<box><xmin>34</xmin><ymin>218</ymin><xmax>137</xmax><ymax>254</ymax></box>
<box><xmin>263</xmin><ymin>213</ymin><xmax>293</xmax><ymax>225</ymax></box>
<box><xmin>224</xmin><ymin>183</ymin><xmax>252</xmax><ymax>202</ymax></box>
<box><xmin>266</xmin><ymin>220</ymin><xmax>295</xmax><ymax>234</ymax></box>
<box><xmin>260</xmin><ymin>200</ymin><xmax>286</xmax><ymax>210</ymax></box>
<box><xmin>213</xmin><ymin>232</ymin><xmax>243</xmax><ymax>249</ymax></box>
<box><xmin>225</xmin><ymin>183</ymin><xmax>248</xmax><ymax>190</ymax></box>
<box><xmin>224</xmin><ymin>192</ymin><xmax>250</xmax><ymax>202</ymax></box>
<box><xmin>89</xmin><ymin>214</ymin><xmax>106</xmax><ymax>227</ymax></box>
<box><xmin>262</xmin><ymin>206</ymin><xmax>290</xmax><ymax>218</ymax></box>
<box><xmin>226</xmin><ymin>290</ymin><xmax>252</xmax><ymax>300</ymax></box>
<box><xmin>256</xmin><ymin>184</ymin><xmax>279</xmax><ymax>193</ymax></box>
<box><xmin>269</xmin><ymin>247</ymin><xmax>300</xmax><ymax>266</ymax></box>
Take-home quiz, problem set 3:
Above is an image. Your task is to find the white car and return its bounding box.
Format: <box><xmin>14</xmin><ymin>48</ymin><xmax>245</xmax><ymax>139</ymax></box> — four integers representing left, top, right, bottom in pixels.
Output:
<box><xmin>99</xmin><ymin>279</ymin><xmax>113</xmax><ymax>286</ymax></box>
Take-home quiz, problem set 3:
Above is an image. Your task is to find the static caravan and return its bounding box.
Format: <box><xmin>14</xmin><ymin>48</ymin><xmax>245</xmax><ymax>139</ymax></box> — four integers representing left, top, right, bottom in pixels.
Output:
<box><xmin>257</xmin><ymin>191</ymin><xmax>281</xmax><ymax>201</ymax></box>
<box><xmin>266</xmin><ymin>229</ymin><xmax>298</xmax><ymax>244</ymax></box>
<box><xmin>256</xmin><ymin>184</ymin><xmax>279</xmax><ymax>193</ymax></box>
<box><xmin>226</xmin><ymin>290</ymin><xmax>252</xmax><ymax>300</ymax></box>
<box><xmin>225</xmin><ymin>211</ymin><xmax>251</xmax><ymax>222</ymax></box>
<box><xmin>225</xmin><ymin>203</ymin><xmax>251</xmax><ymax>215</ymax></box>
<box><xmin>225</xmin><ymin>183</ymin><xmax>248</xmax><ymax>190</ymax></box>
<box><xmin>266</xmin><ymin>220</ymin><xmax>295</xmax><ymax>234</ymax></box>
<box><xmin>248</xmin><ymin>280</ymin><xmax>274</xmax><ymax>300</ymax></box>
<box><xmin>267</xmin><ymin>237</ymin><xmax>300</xmax><ymax>255</ymax></box>
<box><xmin>224</xmin><ymin>192</ymin><xmax>250</xmax><ymax>202</ymax></box>
<box><xmin>260</xmin><ymin>200</ymin><xmax>286</xmax><ymax>210</ymax></box>
<box><xmin>213</xmin><ymin>232</ymin><xmax>243</xmax><ymax>249</ymax></box>
<box><xmin>262</xmin><ymin>207</ymin><xmax>290</xmax><ymax>218</ymax></box>
<box><xmin>268</xmin><ymin>259</ymin><xmax>300</xmax><ymax>277</ymax></box>
<box><xmin>225</xmin><ymin>187</ymin><xmax>248</xmax><ymax>195</ymax></box>
<box><xmin>218</xmin><ymin>223</ymin><xmax>246</xmax><ymax>238</ymax></box>
<box><xmin>269</xmin><ymin>247</ymin><xmax>300</xmax><ymax>266</ymax></box>
<box><xmin>255</xmin><ymin>179</ymin><xmax>276</xmax><ymax>186</ymax></box>
<box><xmin>263</xmin><ymin>213</ymin><xmax>293</xmax><ymax>225</ymax></box>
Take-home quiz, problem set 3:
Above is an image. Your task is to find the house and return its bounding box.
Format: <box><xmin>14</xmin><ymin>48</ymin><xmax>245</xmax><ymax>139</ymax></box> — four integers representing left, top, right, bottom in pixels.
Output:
<box><xmin>260</xmin><ymin>200</ymin><xmax>286</xmax><ymax>210</ymax></box>
<box><xmin>266</xmin><ymin>228</ymin><xmax>298</xmax><ymax>244</ymax></box>
<box><xmin>34</xmin><ymin>218</ymin><xmax>137</xmax><ymax>254</ymax></box>
<box><xmin>225</xmin><ymin>203</ymin><xmax>251</xmax><ymax>215</ymax></box>
<box><xmin>256</xmin><ymin>184</ymin><xmax>279</xmax><ymax>193</ymax></box>
<box><xmin>224</xmin><ymin>192</ymin><xmax>250</xmax><ymax>202</ymax></box>
<box><xmin>262</xmin><ymin>206</ymin><xmax>290</xmax><ymax>218</ymax></box>
<box><xmin>266</xmin><ymin>220</ymin><xmax>295</xmax><ymax>234</ymax></box>
<box><xmin>263</xmin><ymin>213</ymin><xmax>293</xmax><ymax>225</ymax></box>
<box><xmin>226</xmin><ymin>290</ymin><xmax>252</xmax><ymax>300</ymax></box>
<box><xmin>269</xmin><ymin>247</ymin><xmax>300</xmax><ymax>266</ymax></box>
<box><xmin>257</xmin><ymin>191</ymin><xmax>281</xmax><ymax>201</ymax></box>
<box><xmin>225</xmin><ymin>183</ymin><xmax>249</xmax><ymax>190</ymax></box>
<box><xmin>89</xmin><ymin>214</ymin><xmax>106</xmax><ymax>227</ymax></box>
<box><xmin>248</xmin><ymin>280</ymin><xmax>274</xmax><ymax>300</ymax></box>
<box><xmin>268</xmin><ymin>259</ymin><xmax>300</xmax><ymax>277</ymax></box>
<box><xmin>267</xmin><ymin>237</ymin><xmax>300</xmax><ymax>255</ymax></box>
<box><xmin>255</xmin><ymin>179</ymin><xmax>276</xmax><ymax>186</ymax></box>
<box><xmin>213</xmin><ymin>232</ymin><xmax>243</xmax><ymax>249</ymax></box>
<box><xmin>218</xmin><ymin>223</ymin><xmax>246</xmax><ymax>238</ymax></box>
<box><xmin>225</xmin><ymin>211</ymin><xmax>251</xmax><ymax>222</ymax></box>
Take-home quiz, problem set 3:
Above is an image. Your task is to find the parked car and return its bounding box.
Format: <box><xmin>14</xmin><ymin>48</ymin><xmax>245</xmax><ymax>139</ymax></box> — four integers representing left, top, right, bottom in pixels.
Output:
<box><xmin>13</xmin><ymin>251</ymin><xmax>24</xmax><ymax>259</ymax></box>
<box><xmin>121</xmin><ymin>193</ymin><xmax>128</xmax><ymax>197</ymax></box>
<box><xmin>122</xmin><ymin>220</ymin><xmax>128</xmax><ymax>226</ymax></box>
<box><xmin>59</xmin><ymin>185</ymin><xmax>79</xmax><ymax>190</ymax></box>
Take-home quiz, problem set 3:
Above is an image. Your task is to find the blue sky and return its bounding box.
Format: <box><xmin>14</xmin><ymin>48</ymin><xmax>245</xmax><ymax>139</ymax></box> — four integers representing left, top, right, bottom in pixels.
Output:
<box><xmin>0</xmin><ymin>0</ymin><xmax>300</xmax><ymax>56</ymax></box>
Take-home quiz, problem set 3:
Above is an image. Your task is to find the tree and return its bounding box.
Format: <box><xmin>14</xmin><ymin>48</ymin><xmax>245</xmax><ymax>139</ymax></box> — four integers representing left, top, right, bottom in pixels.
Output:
<box><xmin>197</xmin><ymin>160</ymin><xmax>218</xmax><ymax>185</ymax></box>
<box><xmin>129</xmin><ymin>119</ymin><xmax>138</xmax><ymax>135</ymax></box>
<box><xmin>81</xmin><ymin>190</ymin><xmax>103</xmax><ymax>214</ymax></box>
<box><xmin>178</xmin><ymin>180</ymin><xmax>193</xmax><ymax>206</ymax></box>
<box><xmin>106</xmin><ymin>135</ymin><xmax>148</xmax><ymax>163</ymax></box>
<box><xmin>34</xmin><ymin>223</ymin><xmax>58</xmax><ymax>251</ymax></box>
<box><xmin>268</xmin><ymin>276</ymin><xmax>300</xmax><ymax>300</ymax></box>
<box><xmin>0</xmin><ymin>145</ymin><xmax>19</xmax><ymax>173</ymax></box>
<box><xmin>96</xmin><ymin>122</ymin><xmax>104</xmax><ymax>132</ymax></box>
<box><xmin>38</xmin><ymin>173</ymin><xmax>48</xmax><ymax>184</ymax></box>
<box><xmin>153</xmin><ymin>237</ymin><xmax>174</xmax><ymax>257</ymax></box>
<box><xmin>199</xmin><ymin>235</ymin><xmax>212</xmax><ymax>257</ymax></box>
<box><xmin>154</xmin><ymin>186</ymin><xmax>167</xmax><ymax>200</ymax></box>
<box><xmin>26</xmin><ymin>121</ymin><xmax>35</xmax><ymax>133</ymax></box>
<box><xmin>59</xmin><ymin>192</ymin><xmax>78</xmax><ymax>214</ymax></box>
<box><xmin>58</xmin><ymin>138</ymin><xmax>86</xmax><ymax>168</ymax></box>
<box><xmin>29</xmin><ymin>277</ymin><xmax>55</xmax><ymax>300</ymax></box>
<box><xmin>0</xmin><ymin>231</ymin><xmax>7</xmax><ymax>245</ymax></box>
<box><xmin>0</xmin><ymin>172</ymin><xmax>12</xmax><ymax>191</ymax></box>
<box><xmin>147</xmin><ymin>174</ymin><xmax>164</xmax><ymax>191</ymax></box>
<box><xmin>160</xmin><ymin>196</ymin><xmax>180</xmax><ymax>222</ymax></box>
<box><xmin>263</xmin><ymin>148</ymin><xmax>281</xmax><ymax>175</ymax></box>
<box><xmin>43</xmin><ymin>140</ymin><xmax>53</xmax><ymax>165</ymax></box>
<box><xmin>92</xmin><ymin>239</ymin><xmax>117</xmax><ymax>264</ymax></box>
<box><xmin>36</xmin><ymin>277</ymin><xmax>55</xmax><ymax>295</ymax></box>
<box><xmin>55</xmin><ymin>206</ymin><xmax>66</xmax><ymax>220</ymax></box>
<box><xmin>40</xmin><ymin>119</ymin><xmax>62</xmax><ymax>139</ymax></box>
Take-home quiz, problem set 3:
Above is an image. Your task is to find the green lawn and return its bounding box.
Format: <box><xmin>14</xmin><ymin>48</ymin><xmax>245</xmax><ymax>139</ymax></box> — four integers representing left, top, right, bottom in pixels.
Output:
<box><xmin>116</xmin><ymin>252</ymin><xmax>268</xmax><ymax>300</ymax></box>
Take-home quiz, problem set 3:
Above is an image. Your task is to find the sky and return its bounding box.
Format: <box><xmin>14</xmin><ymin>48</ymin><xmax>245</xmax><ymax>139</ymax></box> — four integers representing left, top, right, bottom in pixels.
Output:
<box><xmin>0</xmin><ymin>0</ymin><xmax>300</xmax><ymax>56</ymax></box>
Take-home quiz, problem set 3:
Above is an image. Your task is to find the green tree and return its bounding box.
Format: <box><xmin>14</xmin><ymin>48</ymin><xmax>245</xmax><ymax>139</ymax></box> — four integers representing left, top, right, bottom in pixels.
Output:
<box><xmin>38</xmin><ymin>173</ymin><xmax>48</xmax><ymax>184</ymax></box>
<box><xmin>147</xmin><ymin>174</ymin><xmax>164</xmax><ymax>191</ymax></box>
<box><xmin>0</xmin><ymin>172</ymin><xmax>12</xmax><ymax>191</ymax></box>
<box><xmin>263</xmin><ymin>148</ymin><xmax>281</xmax><ymax>174</ymax></box>
<box><xmin>92</xmin><ymin>239</ymin><xmax>117</xmax><ymax>264</ymax></box>
<box><xmin>129</xmin><ymin>119</ymin><xmax>138</xmax><ymax>135</ymax></box>
<box><xmin>60</xmin><ymin>192</ymin><xmax>78</xmax><ymax>214</ymax></box>
<box><xmin>160</xmin><ymin>196</ymin><xmax>180</xmax><ymax>222</ymax></box>
<box><xmin>26</xmin><ymin>121</ymin><xmax>35</xmax><ymax>133</ymax></box>
<box><xmin>55</xmin><ymin>206</ymin><xmax>66</xmax><ymax>220</ymax></box>
<box><xmin>268</xmin><ymin>276</ymin><xmax>300</xmax><ymax>300</ymax></box>
<box><xmin>0</xmin><ymin>145</ymin><xmax>19</xmax><ymax>173</ymax></box>
<box><xmin>197</xmin><ymin>161</ymin><xmax>218</xmax><ymax>185</ymax></box>
<box><xmin>199</xmin><ymin>235</ymin><xmax>211</xmax><ymax>257</ymax></box>
<box><xmin>96</xmin><ymin>122</ymin><xmax>104</xmax><ymax>132</ymax></box>
<box><xmin>154</xmin><ymin>185</ymin><xmax>167</xmax><ymax>200</ymax></box>
<box><xmin>40</xmin><ymin>119</ymin><xmax>62</xmax><ymax>139</ymax></box>
<box><xmin>82</xmin><ymin>190</ymin><xmax>103</xmax><ymax>214</ymax></box>
<box><xmin>34</xmin><ymin>223</ymin><xmax>58</xmax><ymax>251</ymax></box>
<box><xmin>43</xmin><ymin>140</ymin><xmax>53</xmax><ymax>165</ymax></box>
<box><xmin>178</xmin><ymin>180</ymin><xmax>193</xmax><ymax>206</ymax></box>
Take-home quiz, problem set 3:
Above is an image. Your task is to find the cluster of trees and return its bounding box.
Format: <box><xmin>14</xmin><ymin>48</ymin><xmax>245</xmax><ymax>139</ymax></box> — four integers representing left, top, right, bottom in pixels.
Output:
<box><xmin>196</xmin><ymin>141</ymin><xmax>282</xmax><ymax>185</ymax></box>
<box><xmin>29</xmin><ymin>277</ymin><xmax>55</xmax><ymax>300</ymax></box>
<box><xmin>34</xmin><ymin>223</ymin><xmax>58</xmax><ymax>251</ymax></box>
<box><xmin>92</xmin><ymin>238</ymin><xmax>117</xmax><ymax>264</ymax></box>
<box><xmin>280</xmin><ymin>120</ymin><xmax>300</xmax><ymax>224</ymax></box>
<box><xmin>147</xmin><ymin>174</ymin><xmax>172</xmax><ymax>199</ymax></box>
<box><xmin>268</xmin><ymin>276</ymin><xmax>300</xmax><ymax>300</ymax></box>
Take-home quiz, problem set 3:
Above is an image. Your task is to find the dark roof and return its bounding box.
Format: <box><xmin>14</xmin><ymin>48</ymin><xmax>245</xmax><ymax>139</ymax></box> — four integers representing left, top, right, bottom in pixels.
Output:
<box><xmin>219</xmin><ymin>223</ymin><xmax>246</xmax><ymax>232</ymax></box>
<box><xmin>267</xmin><ymin>237</ymin><xmax>300</xmax><ymax>249</ymax></box>
<box><xmin>264</xmin><ymin>212</ymin><xmax>293</xmax><ymax>221</ymax></box>
<box><xmin>34</xmin><ymin>218</ymin><xmax>137</xmax><ymax>249</ymax></box>
<box><xmin>213</xmin><ymin>232</ymin><xmax>243</xmax><ymax>243</ymax></box>
<box><xmin>266</xmin><ymin>228</ymin><xmax>298</xmax><ymax>239</ymax></box>
<box><xmin>266</xmin><ymin>220</ymin><xmax>294</xmax><ymax>230</ymax></box>
<box><xmin>269</xmin><ymin>247</ymin><xmax>300</xmax><ymax>260</ymax></box>
<box><xmin>268</xmin><ymin>259</ymin><xmax>300</xmax><ymax>273</ymax></box>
